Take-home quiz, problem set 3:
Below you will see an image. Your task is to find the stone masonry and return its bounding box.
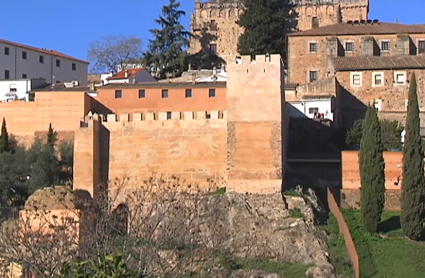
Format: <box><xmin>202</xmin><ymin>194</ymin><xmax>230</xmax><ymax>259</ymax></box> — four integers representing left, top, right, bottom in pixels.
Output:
<box><xmin>188</xmin><ymin>0</ymin><xmax>369</xmax><ymax>60</ymax></box>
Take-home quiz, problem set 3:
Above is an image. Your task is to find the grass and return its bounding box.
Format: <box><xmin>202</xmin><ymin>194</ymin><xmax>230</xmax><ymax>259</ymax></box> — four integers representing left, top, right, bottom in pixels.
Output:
<box><xmin>207</xmin><ymin>187</ymin><xmax>226</xmax><ymax>196</ymax></box>
<box><xmin>342</xmin><ymin>209</ymin><xmax>425</xmax><ymax>278</ymax></box>
<box><xmin>218</xmin><ymin>253</ymin><xmax>311</xmax><ymax>278</ymax></box>
<box><xmin>321</xmin><ymin>213</ymin><xmax>355</xmax><ymax>278</ymax></box>
<box><xmin>283</xmin><ymin>189</ymin><xmax>302</xmax><ymax>197</ymax></box>
<box><xmin>289</xmin><ymin>208</ymin><xmax>304</xmax><ymax>218</ymax></box>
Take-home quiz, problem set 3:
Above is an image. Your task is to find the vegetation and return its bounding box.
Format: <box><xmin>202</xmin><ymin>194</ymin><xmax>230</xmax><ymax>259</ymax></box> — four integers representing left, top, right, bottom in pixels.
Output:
<box><xmin>0</xmin><ymin>121</ymin><xmax>73</xmax><ymax>211</ymax></box>
<box><xmin>236</xmin><ymin>0</ymin><xmax>290</xmax><ymax>56</ymax></box>
<box><xmin>145</xmin><ymin>0</ymin><xmax>192</xmax><ymax>79</ymax></box>
<box><xmin>320</xmin><ymin>213</ymin><xmax>355</xmax><ymax>278</ymax></box>
<box><xmin>87</xmin><ymin>35</ymin><xmax>144</xmax><ymax>74</ymax></box>
<box><xmin>401</xmin><ymin>73</ymin><xmax>425</xmax><ymax>240</ymax></box>
<box><xmin>345</xmin><ymin>119</ymin><xmax>403</xmax><ymax>151</ymax></box>
<box><xmin>342</xmin><ymin>209</ymin><xmax>425</xmax><ymax>278</ymax></box>
<box><xmin>288</xmin><ymin>208</ymin><xmax>303</xmax><ymax>218</ymax></box>
<box><xmin>0</xmin><ymin>118</ymin><xmax>9</xmax><ymax>153</ymax></box>
<box><xmin>358</xmin><ymin>105</ymin><xmax>385</xmax><ymax>233</ymax></box>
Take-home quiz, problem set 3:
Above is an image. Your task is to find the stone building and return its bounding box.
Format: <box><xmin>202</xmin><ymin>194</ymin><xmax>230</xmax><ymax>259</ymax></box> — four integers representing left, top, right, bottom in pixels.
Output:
<box><xmin>188</xmin><ymin>0</ymin><xmax>369</xmax><ymax>60</ymax></box>
<box><xmin>286</xmin><ymin>21</ymin><xmax>425</xmax><ymax>127</ymax></box>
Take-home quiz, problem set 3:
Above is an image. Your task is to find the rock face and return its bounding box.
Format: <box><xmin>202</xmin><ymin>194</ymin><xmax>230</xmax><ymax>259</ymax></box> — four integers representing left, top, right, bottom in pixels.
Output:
<box><xmin>190</xmin><ymin>192</ymin><xmax>338</xmax><ymax>278</ymax></box>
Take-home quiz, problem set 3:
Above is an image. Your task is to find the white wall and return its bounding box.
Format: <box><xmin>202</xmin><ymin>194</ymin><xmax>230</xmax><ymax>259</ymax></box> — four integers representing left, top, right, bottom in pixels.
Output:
<box><xmin>0</xmin><ymin>41</ymin><xmax>88</xmax><ymax>85</ymax></box>
<box><xmin>0</xmin><ymin>78</ymin><xmax>46</xmax><ymax>102</ymax></box>
<box><xmin>288</xmin><ymin>99</ymin><xmax>333</xmax><ymax>121</ymax></box>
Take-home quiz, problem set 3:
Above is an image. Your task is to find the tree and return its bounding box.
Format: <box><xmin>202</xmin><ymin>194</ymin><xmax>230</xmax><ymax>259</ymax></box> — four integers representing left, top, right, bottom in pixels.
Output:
<box><xmin>401</xmin><ymin>73</ymin><xmax>425</xmax><ymax>240</ymax></box>
<box><xmin>0</xmin><ymin>118</ymin><xmax>9</xmax><ymax>153</ymax></box>
<box><xmin>87</xmin><ymin>36</ymin><xmax>143</xmax><ymax>74</ymax></box>
<box><xmin>47</xmin><ymin>123</ymin><xmax>58</xmax><ymax>149</ymax></box>
<box><xmin>145</xmin><ymin>0</ymin><xmax>192</xmax><ymax>79</ymax></box>
<box><xmin>358</xmin><ymin>105</ymin><xmax>385</xmax><ymax>233</ymax></box>
<box><xmin>237</xmin><ymin>0</ymin><xmax>291</xmax><ymax>56</ymax></box>
<box><xmin>346</xmin><ymin>119</ymin><xmax>403</xmax><ymax>151</ymax></box>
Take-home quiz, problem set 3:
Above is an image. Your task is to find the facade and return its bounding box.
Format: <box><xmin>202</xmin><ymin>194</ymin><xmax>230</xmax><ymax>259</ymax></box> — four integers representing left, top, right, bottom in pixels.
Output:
<box><xmin>0</xmin><ymin>78</ymin><xmax>47</xmax><ymax>102</ymax></box>
<box><xmin>95</xmin><ymin>82</ymin><xmax>227</xmax><ymax>114</ymax></box>
<box><xmin>106</xmin><ymin>69</ymin><xmax>156</xmax><ymax>84</ymax></box>
<box><xmin>288</xmin><ymin>95</ymin><xmax>334</xmax><ymax>121</ymax></box>
<box><xmin>188</xmin><ymin>0</ymin><xmax>369</xmax><ymax>60</ymax></box>
<box><xmin>0</xmin><ymin>38</ymin><xmax>88</xmax><ymax>85</ymax></box>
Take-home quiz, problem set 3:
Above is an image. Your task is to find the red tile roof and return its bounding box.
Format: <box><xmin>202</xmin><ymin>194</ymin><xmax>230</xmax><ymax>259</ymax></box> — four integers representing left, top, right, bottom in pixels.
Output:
<box><xmin>332</xmin><ymin>55</ymin><xmax>425</xmax><ymax>71</ymax></box>
<box><xmin>107</xmin><ymin>68</ymin><xmax>145</xmax><ymax>80</ymax></box>
<box><xmin>0</xmin><ymin>38</ymin><xmax>88</xmax><ymax>64</ymax></box>
<box><xmin>288</xmin><ymin>22</ymin><xmax>425</xmax><ymax>37</ymax></box>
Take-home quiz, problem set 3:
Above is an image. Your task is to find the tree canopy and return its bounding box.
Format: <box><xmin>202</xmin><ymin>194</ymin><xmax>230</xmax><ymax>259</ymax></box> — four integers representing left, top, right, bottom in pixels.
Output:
<box><xmin>400</xmin><ymin>72</ymin><xmax>425</xmax><ymax>240</ymax></box>
<box><xmin>237</xmin><ymin>0</ymin><xmax>292</xmax><ymax>56</ymax></box>
<box><xmin>145</xmin><ymin>0</ymin><xmax>192</xmax><ymax>78</ymax></box>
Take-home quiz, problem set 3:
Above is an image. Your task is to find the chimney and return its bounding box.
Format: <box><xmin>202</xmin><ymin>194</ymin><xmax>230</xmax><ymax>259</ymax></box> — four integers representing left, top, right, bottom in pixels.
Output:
<box><xmin>89</xmin><ymin>82</ymin><xmax>95</xmax><ymax>91</ymax></box>
<box><xmin>124</xmin><ymin>70</ymin><xmax>128</xmax><ymax>78</ymax></box>
<box><xmin>192</xmin><ymin>73</ymin><xmax>196</xmax><ymax>85</ymax></box>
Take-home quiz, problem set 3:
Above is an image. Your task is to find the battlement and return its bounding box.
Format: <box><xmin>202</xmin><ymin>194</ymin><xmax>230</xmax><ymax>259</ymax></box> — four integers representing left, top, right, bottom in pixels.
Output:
<box><xmin>339</xmin><ymin>0</ymin><xmax>368</xmax><ymax>6</ymax></box>
<box><xmin>198</xmin><ymin>1</ymin><xmax>244</xmax><ymax>10</ymax></box>
<box><xmin>234</xmin><ymin>54</ymin><xmax>282</xmax><ymax>66</ymax></box>
<box><xmin>84</xmin><ymin>110</ymin><xmax>227</xmax><ymax>124</ymax></box>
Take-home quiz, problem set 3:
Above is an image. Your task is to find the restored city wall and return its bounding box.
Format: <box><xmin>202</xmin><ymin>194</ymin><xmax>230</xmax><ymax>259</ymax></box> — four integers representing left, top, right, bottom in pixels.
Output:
<box><xmin>341</xmin><ymin>151</ymin><xmax>404</xmax><ymax>211</ymax></box>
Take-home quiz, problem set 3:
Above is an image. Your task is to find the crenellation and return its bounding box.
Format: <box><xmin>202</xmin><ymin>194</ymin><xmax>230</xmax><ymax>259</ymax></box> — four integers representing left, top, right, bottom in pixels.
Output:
<box><xmin>119</xmin><ymin>114</ymin><xmax>130</xmax><ymax>122</ymax></box>
<box><xmin>171</xmin><ymin>112</ymin><xmax>181</xmax><ymax>120</ymax></box>
<box><xmin>145</xmin><ymin>112</ymin><xmax>155</xmax><ymax>121</ymax></box>
<box><xmin>183</xmin><ymin>111</ymin><xmax>194</xmax><ymax>120</ymax></box>
<box><xmin>132</xmin><ymin>113</ymin><xmax>143</xmax><ymax>122</ymax></box>
<box><xmin>210</xmin><ymin>110</ymin><xmax>219</xmax><ymax>119</ymax></box>
<box><xmin>107</xmin><ymin>114</ymin><xmax>117</xmax><ymax>122</ymax></box>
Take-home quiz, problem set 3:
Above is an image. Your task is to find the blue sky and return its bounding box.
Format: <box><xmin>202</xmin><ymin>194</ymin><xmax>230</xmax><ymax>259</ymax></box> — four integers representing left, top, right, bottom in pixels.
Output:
<box><xmin>0</xmin><ymin>0</ymin><xmax>422</xmax><ymax>62</ymax></box>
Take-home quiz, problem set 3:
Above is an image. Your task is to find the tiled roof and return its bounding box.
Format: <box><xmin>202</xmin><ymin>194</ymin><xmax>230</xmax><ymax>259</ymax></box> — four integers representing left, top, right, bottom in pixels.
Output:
<box><xmin>0</xmin><ymin>38</ymin><xmax>88</xmax><ymax>64</ymax></box>
<box><xmin>302</xmin><ymin>95</ymin><xmax>334</xmax><ymax>100</ymax></box>
<box><xmin>288</xmin><ymin>22</ymin><xmax>425</xmax><ymax>37</ymax></box>
<box><xmin>33</xmin><ymin>83</ymin><xmax>91</xmax><ymax>92</ymax></box>
<box><xmin>107</xmin><ymin>68</ymin><xmax>145</xmax><ymax>80</ymax></box>
<box><xmin>101</xmin><ymin>81</ymin><xmax>227</xmax><ymax>89</ymax></box>
<box><xmin>333</xmin><ymin>55</ymin><xmax>425</xmax><ymax>71</ymax></box>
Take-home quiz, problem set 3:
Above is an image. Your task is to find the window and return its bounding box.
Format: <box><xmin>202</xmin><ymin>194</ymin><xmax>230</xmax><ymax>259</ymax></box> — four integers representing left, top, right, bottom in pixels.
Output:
<box><xmin>9</xmin><ymin>87</ymin><xmax>17</xmax><ymax>93</ymax></box>
<box><xmin>138</xmin><ymin>89</ymin><xmax>145</xmax><ymax>98</ymax></box>
<box><xmin>309</xmin><ymin>107</ymin><xmax>319</xmax><ymax>114</ymax></box>
<box><xmin>166</xmin><ymin>111</ymin><xmax>172</xmax><ymax>120</ymax></box>
<box><xmin>115</xmin><ymin>90</ymin><xmax>122</xmax><ymax>99</ymax></box>
<box><xmin>350</xmin><ymin>72</ymin><xmax>362</xmax><ymax>86</ymax></box>
<box><xmin>380</xmin><ymin>40</ymin><xmax>390</xmax><ymax>52</ymax></box>
<box><xmin>372</xmin><ymin>72</ymin><xmax>384</xmax><ymax>86</ymax></box>
<box><xmin>394</xmin><ymin>71</ymin><xmax>406</xmax><ymax>85</ymax></box>
<box><xmin>209</xmin><ymin>44</ymin><xmax>217</xmax><ymax>55</ymax></box>
<box><xmin>72</xmin><ymin>63</ymin><xmax>76</xmax><ymax>71</ymax></box>
<box><xmin>56</xmin><ymin>59</ymin><xmax>61</xmax><ymax>67</ymax></box>
<box><xmin>309</xmin><ymin>42</ymin><xmax>318</xmax><ymax>53</ymax></box>
<box><xmin>4</xmin><ymin>70</ymin><xmax>9</xmax><ymax>80</ymax></box>
<box><xmin>309</xmin><ymin>70</ymin><xmax>318</xmax><ymax>82</ymax></box>
<box><xmin>56</xmin><ymin>80</ymin><xmax>61</xmax><ymax>83</ymax></box>
<box><xmin>418</xmin><ymin>40</ymin><xmax>425</xmax><ymax>54</ymax></box>
<box><xmin>39</xmin><ymin>55</ymin><xmax>44</xmax><ymax>64</ymax></box>
<box><xmin>345</xmin><ymin>41</ymin><xmax>354</xmax><ymax>53</ymax></box>
<box><xmin>208</xmin><ymin>88</ymin><xmax>216</xmax><ymax>98</ymax></box>
<box><xmin>22</xmin><ymin>51</ymin><xmax>27</xmax><ymax>60</ymax></box>
<box><xmin>312</xmin><ymin>17</ymin><xmax>319</xmax><ymax>28</ymax></box>
<box><xmin>161</xmin><ymin>89</ymin><xmax>168</xmax><ymax>98</ymax></box>
<box><xmin>4</xmin><ymin>47</ymin><xmax>9</xmax><ymax>55</ymax></box>
<box><xmin>373</xmin><ymin>99</ymin><xmax>382</xmax><ymax>111</ymax></box>
<box><xmin>185</xmin><ymin>88</ymin><xmax>192</xmax><ymax>98</ymax></box>
<box><xmin>22</xmin><ymin>73</ymin><xmax>27</xmax><ymax>78</ymax></box>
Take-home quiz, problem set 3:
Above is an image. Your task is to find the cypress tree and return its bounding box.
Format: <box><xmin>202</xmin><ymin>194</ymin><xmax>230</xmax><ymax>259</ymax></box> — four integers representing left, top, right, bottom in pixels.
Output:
<box><xmin>0</xmin><ymin>118</ymin><xmax>9</xmax><ymax>153</ymax></box>
<box><xmin>401</xmin><ymin>72</ymin><xmax>425</xmax><ymax>240</ymax></box>
<box><xmin>47</xmin><ymin>123</ymin><xmax>57</xmax><ymax>149</ymax></box>
<box><xmin>359</xmin><ymin>105</ymin><xmax>385</xmax><ymax>233</ymax></box>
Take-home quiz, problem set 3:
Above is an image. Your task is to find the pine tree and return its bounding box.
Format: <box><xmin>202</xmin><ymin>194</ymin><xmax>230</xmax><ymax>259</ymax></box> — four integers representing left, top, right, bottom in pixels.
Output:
<box><xmin>0</xmin><ymin>118</ymin><xmax>9</xmax><ymax>153</ymax></box>
<box><xmin>358</xmin><ymin>105</ymin><xmax>386</xmax><ymax>233</ymax></box>
<box><xmin>145</xmin><ymin>0</ymin><xmax>192</xmax><ymax>78</ymax></box>
<box><xmin>401</xmin><ymin>72</ymin><xmax>425</xmax><ymax>240</ymax></box>
<box><xmin>237</xmin><ymin>0</ymin><xmax>291</xmax><ymax>56</ymax></box>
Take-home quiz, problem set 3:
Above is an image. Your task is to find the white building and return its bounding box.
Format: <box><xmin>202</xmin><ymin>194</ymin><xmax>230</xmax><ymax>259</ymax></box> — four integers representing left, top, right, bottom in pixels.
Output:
<box><xmin>287</xmin><ymin>95</ymin><xmax>335</xmax><ymax>121</ymax></box>
<box><xmin>0</xmin><ymin>38</ymin><xmax>89</xmax><ymax>85</ymax></box>
<box><xmin>195</xmin><ymin>68</ymin><xmax>227</xmax><ymax>82</ymax></box>
<box><xmin>106</xmin><ymin>68</ymin><xmax>156</xmax><ymax>84</ymax></box>
<box><xmin>0</xmin><ymin>78</ymin><xmax>47</xmax><ymax>102</ymax></box>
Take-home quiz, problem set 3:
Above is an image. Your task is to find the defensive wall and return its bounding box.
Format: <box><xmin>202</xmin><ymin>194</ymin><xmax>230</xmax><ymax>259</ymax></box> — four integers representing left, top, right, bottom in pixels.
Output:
<box><xmin>341</xmin><ymin>151</ymin><xmax>404</xmax><ymax>211</ymax></box>
<box><xmin>73</xmin><ymin>54</ymin><xmax>287</xmax><ymax>197</ymax></box>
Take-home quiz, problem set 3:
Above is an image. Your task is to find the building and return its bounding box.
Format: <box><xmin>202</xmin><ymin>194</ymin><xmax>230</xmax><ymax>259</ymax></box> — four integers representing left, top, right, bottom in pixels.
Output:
<box><xmin>288</xmin><ymin>95</ymin><xmax>335</xmax><ymax>121</ymax></box>
<box><xmin>286</xmin><ymin>21</ymin><xmax>425</xmax><ymax>126</ymax></box>
<box><xmin>0</xmin><ymin>38</ymin><xmax>88</xmax><ymax>85</ymax></box>
<box><xmin>105</xmin><ymin>69</ymin><xmax>156</xmax><ymax>84</ymax></box>
<box><xmin>188</xmin><ymin>0</ymin><xmax>369</xmax><ymax>59</ymax></box>
<box><xmin>0</xmin><ymin>78</ymin><xmax>47</xmax><ymax>102</ymax></box>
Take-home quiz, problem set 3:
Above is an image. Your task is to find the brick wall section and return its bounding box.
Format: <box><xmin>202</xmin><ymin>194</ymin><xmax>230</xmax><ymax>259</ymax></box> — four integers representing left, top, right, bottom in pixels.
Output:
<box><xmin>226</xmin><ymin>54</ymin><xmax>285</xmax><ymax>190</ymax></box>
<box><xmin>342</xmin><ymin>151</ymin><xmax>403</xmax><ymax>190</ymax></box>
<box><xmin>341</xmin><ymin>189</ymin><xmax>403</xmax><ymax>211</ymax></box>
<box><xmin>327</xmin><ymin>187</ymin><xmax>360</xmax><ymax>278</ymax></box>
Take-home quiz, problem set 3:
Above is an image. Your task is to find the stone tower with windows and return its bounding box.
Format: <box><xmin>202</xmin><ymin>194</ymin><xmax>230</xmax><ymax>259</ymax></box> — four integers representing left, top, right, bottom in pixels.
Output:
<box><xmin>188</xmin><ymin>0</ymin><xmax>369</xmax><ymax>61</ymax></box>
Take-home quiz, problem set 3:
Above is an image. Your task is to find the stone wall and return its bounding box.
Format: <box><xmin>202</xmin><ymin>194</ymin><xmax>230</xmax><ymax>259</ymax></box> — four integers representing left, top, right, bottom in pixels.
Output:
<box><xmin>341</xmin><ymin>189</ymin><xmax>402</xmax><ymax>211</ymax></box>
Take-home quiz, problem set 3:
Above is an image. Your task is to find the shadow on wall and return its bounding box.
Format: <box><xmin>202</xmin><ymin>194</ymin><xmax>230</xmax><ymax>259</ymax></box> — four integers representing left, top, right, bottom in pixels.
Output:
<box><xmin>90</xmin><ymin>97</ymin><xmax>113</xmax><ymax>115</ymax></box>
<box><xmin>336</xmin><ymin>81</ymin><xmax>367</xmax><ymax>129</ymax></box>
<box><xmin>189</xmin><ymin>22</ymin><xmax>226</xmax><ymax>69</ymax></box>
<box><xmin>99</xmin><ymin>124</ymin><xmax>110</xmax><ymax>188</ymax></box>
<box><xmin>286</xmin><ymin>103</ymin><xmax>307</xmax><ymax>118</ymax></box>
